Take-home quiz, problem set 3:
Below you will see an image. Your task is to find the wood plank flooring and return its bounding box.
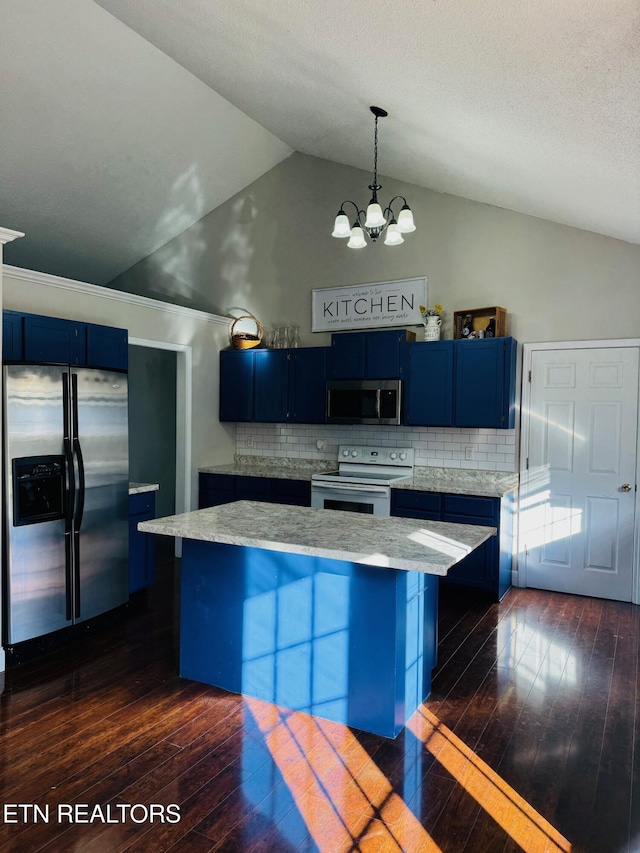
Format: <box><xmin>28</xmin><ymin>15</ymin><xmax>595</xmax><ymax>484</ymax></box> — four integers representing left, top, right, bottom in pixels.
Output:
<box><xmin>0</xmin><ymin>541</ymin><xmax>638</xmax><ymax>852</ymax></box>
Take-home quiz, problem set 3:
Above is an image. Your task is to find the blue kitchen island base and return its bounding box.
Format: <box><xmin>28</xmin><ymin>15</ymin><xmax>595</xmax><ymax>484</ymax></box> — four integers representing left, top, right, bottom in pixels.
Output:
<box><xmin>180</xmin><ymin>539</ymin><xmax>438</xmax><ymax>738</ymax></box>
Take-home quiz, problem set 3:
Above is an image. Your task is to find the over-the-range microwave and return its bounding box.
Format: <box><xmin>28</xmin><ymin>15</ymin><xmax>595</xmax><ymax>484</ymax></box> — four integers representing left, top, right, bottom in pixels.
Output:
<box><xmin>326</xmin><ymin>379</ymin><xmax>402</xmax><ymax>425</ymax></box>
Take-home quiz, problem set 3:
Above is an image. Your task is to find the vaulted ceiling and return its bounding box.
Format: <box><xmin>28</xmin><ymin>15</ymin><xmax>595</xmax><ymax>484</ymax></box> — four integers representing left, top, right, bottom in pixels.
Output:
<box><xmin>2</xmin><ymin>0</ymin><xmax>638</xmax><ymax>285</ymax></box>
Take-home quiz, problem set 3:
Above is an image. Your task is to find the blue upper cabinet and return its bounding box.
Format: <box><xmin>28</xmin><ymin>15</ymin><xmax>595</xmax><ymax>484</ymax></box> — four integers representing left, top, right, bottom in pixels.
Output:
<box><xmin>329</xmin><ymin>329</ymin><xmax>414</xmax><ymax>379</ymax></box>
<box><xmin>219</xmin><ymin>347</ymin><xmax>326</xmax><ymax>424</ymax></box>
<box><xmin>254</xmin><ymin>350</ymin><xmax>289</xmax><ymax>422</ymax></box>
<box><xmin>454</xmin><ymin>337</ymin><xmax>517</xmax><ymax>428</ymax></box>
<box><xmin>329</xmin><ymin>332</ymin><xmax>365</xmax><ymax>378</ymax></box>
<box><xmin>23</xmin><ymin>314</ymin><xmax>87</xmax><ymax>365</ymax></box>
<box><xmin>4</xmin><ymin>311</ymin><xmax>127</xmax><ymax>370</ymax></box>
<box><xmin>86</xmin><ymin>323</ymin><xmax>128</xmax><ymax>370</ymax></box>
<box><xmin>402</xmin><ymin>341</ymin><xmax>454</xmax><ymax>426</ymax></box>
<box><xmin>2</xmin><ymin>310</ymin><xmax>23</xmax><ymax>362</ymax></box>
<box><xmin>219</xmin><ymin>350</ymin><xmax>254</xmax><ymax>422</ymax></box>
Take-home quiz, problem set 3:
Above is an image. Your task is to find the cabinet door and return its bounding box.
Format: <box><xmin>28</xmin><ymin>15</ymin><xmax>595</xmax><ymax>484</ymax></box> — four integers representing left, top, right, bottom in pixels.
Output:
<box><xmin>199</xmin><ymin>473</ymin><xmax>236</xmax><ymax>508</ymax></box>
<box><xmin>269</xmin><ymin>478</ymin><xmax>311</xmax><ymax>506</ymax></box>
<box><xmin>402</xmin><ymin>341</ymin><xmax>454</xmax><ymax>426</ymax></box>
<box><xmin>254</xmin><ymin>350</ymin><xmax>289</xmax><ymax>422</ymax></box>
<box><xmin>441</xmin><ymin>518</ymin><xmax>494</xmax><ymax>590</ymax></box>
<box><xmin>365</xmin><ymin>330</ymin><xmax>404</xmax><ymax>378</ymax></box>
<box><xmin>290</xmin><ymin>348</ymin><xmax>326</xmax><ymax>423</ymax></box>
<box><xmin>391</xmin><ymin>488</ymin><xmax>442</xmax><ymax>520</ymax></box>
<box><xmin>24</xmin><ymin>314</ymin><xmax>86</xmax><ymax>364</ymax></box>
<box><xmin>129</xmin><ymin>492</ymin><xmax>156</xmax><ymax>593</ymax></box>
<box><xmin>329</xmin><ymin>332</ymin><xmax>365</xmax><ymax>378</ymax></box>
<box><xmin>236</xmin><ymin>475</ymin><xmax>271</xmax><ymax>502</ymax></box>
<box><xmin>2</xmin><ymin>311</ymin><xmax>23</xmax><ymax>361</ymax></box>
<box><xmin>86</xmin><ymin>323</ymin><xmax>128</xmax><ymax>370</ymax></box>
<box><xmin>454</xmin><ymin>338</ymin><xmax>516</xmax><ymax>428</ymax></box>
<box><xmin>219</xmin><ymin>350</ymin><xmax>254</xmax><ymax>422</ymax></box>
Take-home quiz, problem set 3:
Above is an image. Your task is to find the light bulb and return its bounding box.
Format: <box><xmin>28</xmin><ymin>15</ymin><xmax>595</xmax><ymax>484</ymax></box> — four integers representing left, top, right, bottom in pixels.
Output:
<box><xmin>332</xmin><ymin>212</ymin><xmax>351</xmax><ymax>238</ymax></box>
<box><xmin>364</xmin><ymin>201</ymin><xmax>386</xmax><ymax>229</ymax></box>
<box><xmin>347</xmin><ymin>226</ymin><xmax>367</xmax><ymax>249</ymax></box>
<box><xmin>384</xmin><ymin>221</ymin><xmax>404</xmax><ymax>245</ymax></box>
<box><xmin>396</xmin><ymin>204</ymin><xmax>416</xmax><ymax>233</ymax></box>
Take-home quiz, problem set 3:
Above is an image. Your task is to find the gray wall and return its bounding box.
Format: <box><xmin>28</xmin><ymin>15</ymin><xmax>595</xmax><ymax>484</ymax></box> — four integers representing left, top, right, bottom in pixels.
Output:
<box><xmin>110</xmin><ymin>152</ymin><xmax>640</xmax><ymax>346</ymax></box>
<box><xmin>128</xmin><ymin>345</ymin><xmax>176</xmax><ymax>518</ymax></box>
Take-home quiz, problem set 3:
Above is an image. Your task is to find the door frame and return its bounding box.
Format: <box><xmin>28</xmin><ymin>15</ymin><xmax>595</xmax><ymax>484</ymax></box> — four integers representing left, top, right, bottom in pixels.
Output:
<box><xmin>519</xmin><ymin>339</ymin><xmax>640</xmax><ymax>604</ymax></box>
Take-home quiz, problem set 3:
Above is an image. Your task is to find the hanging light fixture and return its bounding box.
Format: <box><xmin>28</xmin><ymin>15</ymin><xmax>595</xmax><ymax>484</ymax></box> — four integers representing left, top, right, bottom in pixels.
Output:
<box><xmin>332</xmin><ymin>106</ymin><xmax>416</xmax><ymax>249</ymax></box>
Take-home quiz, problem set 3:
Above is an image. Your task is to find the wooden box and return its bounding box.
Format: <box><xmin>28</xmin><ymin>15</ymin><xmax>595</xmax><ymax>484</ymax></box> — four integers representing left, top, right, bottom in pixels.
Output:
<box><xmin>453</xmin><ymin>306</ymin><xmax>507</xmax><ymax>339</ymax></box>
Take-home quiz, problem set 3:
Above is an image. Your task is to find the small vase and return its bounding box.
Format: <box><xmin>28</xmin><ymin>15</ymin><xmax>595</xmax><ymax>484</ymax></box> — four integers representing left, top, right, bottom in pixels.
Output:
<box><xmin>423</xmin><ymin>316</ymin><xmax>441</xmax><ymax>342</ymax></box>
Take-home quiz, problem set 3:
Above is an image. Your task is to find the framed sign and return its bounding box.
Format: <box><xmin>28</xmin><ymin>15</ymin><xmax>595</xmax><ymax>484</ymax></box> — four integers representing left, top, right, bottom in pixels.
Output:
<box><xmin>312</xmin><ymin>277</ymin><xmax>427</xmax><ymax>333</ymax></box>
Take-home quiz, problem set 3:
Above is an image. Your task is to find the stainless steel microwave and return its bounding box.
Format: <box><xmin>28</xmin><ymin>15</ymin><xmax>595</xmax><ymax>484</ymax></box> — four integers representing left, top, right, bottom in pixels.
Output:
<box><xmin>326</xmin><ymin>379</ymin><xmax>402</xmax><ymax>425</ymax></box>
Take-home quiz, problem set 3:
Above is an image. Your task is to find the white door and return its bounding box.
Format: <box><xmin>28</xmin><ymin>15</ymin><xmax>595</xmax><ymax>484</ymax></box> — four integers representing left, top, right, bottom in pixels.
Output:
<box><xmin>521</xmin><ymin>346</ymin><xmax>638</xmax><ymax>601</ymax></box>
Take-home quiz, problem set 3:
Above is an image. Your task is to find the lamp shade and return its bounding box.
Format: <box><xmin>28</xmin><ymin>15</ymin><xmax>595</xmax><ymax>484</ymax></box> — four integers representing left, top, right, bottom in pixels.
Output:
<box><xmin>332</xmin><ymin>212</ymin><xmax>351</xmax><ymax>238</ymax></box>
<box><xmin>364</xmin><ymin>202</ymin><xmax>386</xmax><ymax>229</ymax></box>
<box><xmin>347</xmin><ymin>226</ymin><xmax>367</xmax><ymax>249</ymax></box>
<box><xmin>384</xmin><ymin>221</ymin><xmax>404</xmax><ymax>246</ymax></box>
<box><xmin>397</xmin><ymin>205</ymin><xmax>416</xmax><ymax>233</ymax></box>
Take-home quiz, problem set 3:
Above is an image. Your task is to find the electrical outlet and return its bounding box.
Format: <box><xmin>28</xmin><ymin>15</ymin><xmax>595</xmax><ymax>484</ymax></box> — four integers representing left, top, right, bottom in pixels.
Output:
<box><xmin>246</xmin><ymin>436</ymin><xmax>254</xmax><ymax>448</ymax></box>
<box><xmin>465</xmin><ymin>445</ymin><xmax>474</xmax><ymax>460</ymax></box>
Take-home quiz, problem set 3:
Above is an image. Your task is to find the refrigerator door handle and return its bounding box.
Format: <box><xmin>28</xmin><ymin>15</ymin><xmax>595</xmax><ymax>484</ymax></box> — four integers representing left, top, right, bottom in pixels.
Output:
<box><xmin>71</xmin><ymin>373</ymin><xmax>85</xmax><ymax>619</ymax></box>
<box><xmin>62</xmin><ymin>373</ymin><xmax>74</xmax><ymax>621</ymax></box>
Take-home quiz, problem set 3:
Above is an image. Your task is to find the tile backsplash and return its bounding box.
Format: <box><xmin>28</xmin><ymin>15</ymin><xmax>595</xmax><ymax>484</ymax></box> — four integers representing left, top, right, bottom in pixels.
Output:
<box><xmin>236</xmin><ymin>423</ymin><xmax>517</xmax><ymax>472</ymax></box>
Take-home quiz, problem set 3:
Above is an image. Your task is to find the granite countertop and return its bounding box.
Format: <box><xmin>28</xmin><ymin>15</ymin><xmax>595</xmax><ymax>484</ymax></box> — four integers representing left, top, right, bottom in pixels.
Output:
<box><xmin>129</xmin><ymin>482</ymin><xmax>160</xmax><ymax>495</ymax></box>
<box><xmin>198</xmin><ymin>458</ymin><xmax>518</xmax><ymax>497</ymax></box>
<box><xmin>138</xmin><ymin>500</ymin><xmax>496</xmax><ymax>576</ymax></box>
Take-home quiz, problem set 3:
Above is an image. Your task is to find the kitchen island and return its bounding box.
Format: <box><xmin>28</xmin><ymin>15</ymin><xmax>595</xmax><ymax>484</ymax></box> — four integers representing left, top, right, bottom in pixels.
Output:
<box><xmin>139</xmin><ymin>501</ymin><xmax>495</xmax><ymax>737</ymax></box>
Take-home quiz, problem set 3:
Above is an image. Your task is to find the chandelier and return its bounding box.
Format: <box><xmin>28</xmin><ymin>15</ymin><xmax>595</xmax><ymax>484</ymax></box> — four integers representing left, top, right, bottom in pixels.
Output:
<box><xmin>332</xmin><ymin>106</ymin><xmax>416</xmax><ymax>248</ymax></box>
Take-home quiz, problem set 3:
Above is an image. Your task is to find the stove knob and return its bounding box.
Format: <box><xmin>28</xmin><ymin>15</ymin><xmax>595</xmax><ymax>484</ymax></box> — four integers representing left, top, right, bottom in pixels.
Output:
<box><xmin>342</xmin><ymin>449</ymin><xmax>350</xmax><ymax>457</ymax></box>
<box><xmin>399</xmin><ymin>452</ymin><xmax>407</xmax><ymax>460</ymax></box>
<box><xmin>390</xmin><ymin>452</ymin><xmax>397</xmax><ymax>460</ymax></box>
<box><xmin>351</xmin><ymin>449</ymin><xmax>358</xmax><ymax>457</ymax></box>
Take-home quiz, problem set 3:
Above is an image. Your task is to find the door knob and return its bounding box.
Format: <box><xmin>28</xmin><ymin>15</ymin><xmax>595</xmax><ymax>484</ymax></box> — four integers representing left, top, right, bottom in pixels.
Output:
<box><xmin>621</xmin><ymin>483</ymin><xmax>632</xmax><ymax>492</ymax></box>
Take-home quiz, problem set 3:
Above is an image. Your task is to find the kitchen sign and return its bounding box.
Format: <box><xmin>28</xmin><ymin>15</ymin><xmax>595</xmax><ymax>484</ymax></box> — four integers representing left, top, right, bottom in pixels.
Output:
<box><xmin>311</xmin><ymin>277</ymin><xmax>427</xmax><ymax>333</ymax></box>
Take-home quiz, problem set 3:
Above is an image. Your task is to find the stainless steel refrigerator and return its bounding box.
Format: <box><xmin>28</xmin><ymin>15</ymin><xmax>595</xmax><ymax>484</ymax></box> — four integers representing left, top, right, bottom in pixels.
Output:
<box><xmin>3</xmin><ymin>364</ymin><xmax>129</xmax><ymax>648</ymax></box>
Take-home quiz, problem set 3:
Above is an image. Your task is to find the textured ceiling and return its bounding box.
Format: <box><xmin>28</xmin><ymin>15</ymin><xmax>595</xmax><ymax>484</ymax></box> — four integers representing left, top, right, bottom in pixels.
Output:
<box><xmin>0</xmin><ymin>0</ymin><xmax>291</xmax><ymax>284</ymax></box>
<box><xmin>1</xmin><ymin>0</ymin><xmax>638</xmax><ymax>289</ymax></box>
<box><xmin>94</xmin><ymin>0</ymin><xmax>640</xmax><ymax>246</ymax></box>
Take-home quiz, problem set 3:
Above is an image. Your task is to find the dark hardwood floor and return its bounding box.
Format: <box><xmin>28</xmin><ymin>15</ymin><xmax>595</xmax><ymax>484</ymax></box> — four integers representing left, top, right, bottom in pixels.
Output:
<box><xmin>1</xmin><ymin>541</ymin><xmax>638</xmax><ymax>852</ymax></box>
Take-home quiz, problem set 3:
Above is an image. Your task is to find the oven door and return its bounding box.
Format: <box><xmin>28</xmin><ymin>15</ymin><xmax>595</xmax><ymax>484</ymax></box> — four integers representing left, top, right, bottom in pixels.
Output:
<box><xmin>311</xmin><ymin>481</ymin><xmax>391</xmax><ymax>516</ymax></box>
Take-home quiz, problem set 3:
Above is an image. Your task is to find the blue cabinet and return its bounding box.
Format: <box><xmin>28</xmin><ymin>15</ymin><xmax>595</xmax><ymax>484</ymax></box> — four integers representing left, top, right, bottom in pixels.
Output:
<box><xmin>328</xmin><ymin>329</ymin><xmax>413</xmax><ymax>379</ymax></box>
<box><xmin>219</xmin><ymin>347</ymin><xmax>326</xmax><ymax>424</ymax></box>
<box><xmin>254</xmin><ymin>350</ymin><xmax>289</xmax><ymax>422</ymax></box>
<box><xmin>454</xmin><ymin>337</ymin><xmax>517</xmax><ymax>428</ymax></box>
<box><xmin>2</xmin><ymin>310</ymin><xmax>23</xmax><ymax>361</ymax></box>
<box><xmin>219</xmin><ymin>350</ymin><xmax>254</xmax><ymax>422</ymax></box>
<box><xmin>391</xmin><ymin>487</ymin><xmax>513</xmax><ymax>600</ymax></box>
<box><xmin>3</xmin><ymin>310</ymin><xmax>127</xmax><ymax>370</ymax></box>
<box><xmin>86</xmin><ymin>323</ymin><xmax>128</xmax><ymax>370</ymax></box>
<box><xmin>402</xmin><ymin>341</ymin><xmax>454</xmax><ymax>426</ymax></box>
<box><xmin>199</xmin><ymin>472</ymin><xmax>311</xmax><ymax>508</ymax></box>
<box><xmin>23</xmin><ymin>314</ymin><xmax>86</xmax><ymax>364</ymax></box>
<box><xmin>402</xmin><ymin>337</ymin><xmax>517</xmax><ymax>429</ymax></box>
<box><xmin>129</xmin><ymin>491</ymin><xmax>156</xmax><ymax>593</ymax></box>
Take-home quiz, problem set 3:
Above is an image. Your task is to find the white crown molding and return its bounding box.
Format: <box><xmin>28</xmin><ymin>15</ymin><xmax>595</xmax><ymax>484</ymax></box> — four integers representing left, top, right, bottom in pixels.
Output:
<box><xmin>0</xmin><ymin>228</ymin><xmax>25</xmax><ymax>245</ymax></box>
<box><xmin>2</xmin><ymin>264</ymin><xmax>230</xmax><ymax>327</ymax></box>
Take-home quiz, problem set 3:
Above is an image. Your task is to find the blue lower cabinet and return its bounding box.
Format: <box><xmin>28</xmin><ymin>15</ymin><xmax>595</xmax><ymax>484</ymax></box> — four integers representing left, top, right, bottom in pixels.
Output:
<box><xmin>180</xmin><ymin>540</ymin><xmax>438</xmax><ymax>737</ymax></box>
<box><xmin>391</xmin><ymin>488</ymin><xmax>513</xmax><ymax>600</ymax></box>
<box><xmin>129</xmin><ymin>492</ymin><xmax>156</xmax><ymax>593</ymax></box>
<box><xmin>199</xmin><ymin>473</ymin><xmax>311</xmax><ymax>509</ymax></box>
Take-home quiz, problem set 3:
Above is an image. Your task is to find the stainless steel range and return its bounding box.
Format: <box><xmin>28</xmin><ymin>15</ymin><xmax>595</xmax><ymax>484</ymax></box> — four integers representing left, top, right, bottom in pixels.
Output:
<box><xmin>311</xmin><ymin>445</ymin><xmax>414</xmax><ymax>516</ymax></box>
